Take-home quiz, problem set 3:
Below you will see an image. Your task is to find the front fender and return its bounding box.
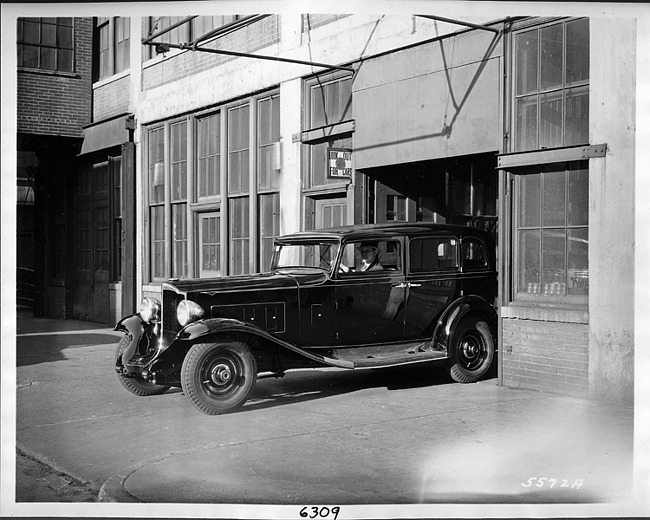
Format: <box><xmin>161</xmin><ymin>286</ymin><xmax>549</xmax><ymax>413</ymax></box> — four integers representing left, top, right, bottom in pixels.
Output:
<box><xmin>114</xmin><ymin>314</ymin><xmax>158</xmax><ymax>366</ymax></box>
<box><xmin>170</xmin><ymin>317</ymin><xmax>354</xmax><ymax>369</ymax></box>
<box><xmin>431</xmin><ymin>295</ymin><xmax>497</xmax><ymax>351</ymax></box>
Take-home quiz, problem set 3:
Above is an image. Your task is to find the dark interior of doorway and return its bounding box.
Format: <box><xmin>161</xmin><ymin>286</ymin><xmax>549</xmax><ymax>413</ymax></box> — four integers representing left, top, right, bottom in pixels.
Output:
<box><xmin>363</xmin><ymin>151</ymin><xmax>498</xmax><ymax>238</ymax></box>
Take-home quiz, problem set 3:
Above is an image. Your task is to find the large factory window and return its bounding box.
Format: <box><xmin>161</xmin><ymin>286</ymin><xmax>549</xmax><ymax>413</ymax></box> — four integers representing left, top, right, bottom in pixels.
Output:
<box><xmin>514</xmin><ymin>18</ymin><xmax>589</xmax><ymax>152</ymax></box>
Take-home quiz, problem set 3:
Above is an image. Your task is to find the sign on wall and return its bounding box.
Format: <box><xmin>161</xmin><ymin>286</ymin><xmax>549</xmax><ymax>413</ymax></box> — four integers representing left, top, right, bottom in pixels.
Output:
<box><xmin>328</xmin><ymin>148</ymin><xmax>352</xmax><ymax>178</ymax></box>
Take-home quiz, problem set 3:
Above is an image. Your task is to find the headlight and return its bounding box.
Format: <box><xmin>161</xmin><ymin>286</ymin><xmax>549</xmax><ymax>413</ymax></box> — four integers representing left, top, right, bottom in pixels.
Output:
<box><xmin>177</xmin><ymin>300</ymin><xmax>205</xmax><ymax>327</ymax></box>
<box><xmin>139</xmin><ymin>297</ymin><xmax>161</xmax><ymax>323</ymax></box>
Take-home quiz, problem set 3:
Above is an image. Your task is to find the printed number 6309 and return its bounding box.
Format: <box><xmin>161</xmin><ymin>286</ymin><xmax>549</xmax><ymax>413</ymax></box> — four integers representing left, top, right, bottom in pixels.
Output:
<box><xmin>300</xmin><ymin>506</ymin><xmax>340</xmax><ymax>520</ymax></box>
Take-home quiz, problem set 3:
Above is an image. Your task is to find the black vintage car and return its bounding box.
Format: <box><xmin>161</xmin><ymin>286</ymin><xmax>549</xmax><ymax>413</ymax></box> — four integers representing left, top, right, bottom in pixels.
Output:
<box><xmin>115</xmin><ymin>223</ymin><xmax>498</xmax><ymax>415</ymax></box>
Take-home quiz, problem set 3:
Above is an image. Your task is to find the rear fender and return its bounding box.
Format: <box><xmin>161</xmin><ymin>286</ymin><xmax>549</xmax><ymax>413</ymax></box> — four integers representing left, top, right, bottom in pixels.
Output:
<box><xmin>431</xmin><ymin>295</ymin><xmax>497</xmax><ymax>352</ymax></box>
<box><xmin>114</xmin><ymin>314</ymin><xmax>158</xmax><ymax>366</ymax></box>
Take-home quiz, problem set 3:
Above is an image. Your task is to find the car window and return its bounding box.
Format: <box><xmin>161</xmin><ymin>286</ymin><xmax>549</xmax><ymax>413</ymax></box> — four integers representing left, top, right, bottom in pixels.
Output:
<box><xmin>339</xmin><ymin>240</ymin><xmax>401</xmax><ymax>274</ymax></box>
<box><xmin>462</xmin><ymin>238</ymin><xmax>488</xmax><ymax>270</ymax></box>
<box><xmin>409</xmin><ymin>237</ymin><xmax>459</xmax><ymax>272</ymax></box>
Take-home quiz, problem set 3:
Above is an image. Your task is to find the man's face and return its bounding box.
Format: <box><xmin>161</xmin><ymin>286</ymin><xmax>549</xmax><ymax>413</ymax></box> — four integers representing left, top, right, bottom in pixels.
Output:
<box><xmin>359</xmin><ymin>246</ymin><xmax>377</xmax><ymax>262</ymax></box>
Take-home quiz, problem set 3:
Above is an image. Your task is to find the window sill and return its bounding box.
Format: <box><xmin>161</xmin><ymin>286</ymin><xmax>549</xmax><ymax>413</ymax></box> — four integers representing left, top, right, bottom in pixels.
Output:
<box><xmin>501</xmin><ymin>303</ymin><xmax>588</xmax><ymax>324</ymax></box>
<box><xmin>18</xmin><ymin>67</ymin><xmax>78</xmax><ymax>79</ymax></box>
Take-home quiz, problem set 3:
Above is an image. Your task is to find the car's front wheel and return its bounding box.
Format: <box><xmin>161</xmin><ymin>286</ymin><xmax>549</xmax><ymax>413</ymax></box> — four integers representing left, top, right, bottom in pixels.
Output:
<box><xmin>115</xmin><ymin>336</ymin><xmax>171</xmax><ymax>396</ymax></box>
<box><xmin>181</xmin><ymin>341</ymin><xmax>257</xmax><ymax>415</ymax></box>
<box><xmin>447</xmin><ymin>317</ymin><xmax>495</xmax><ymax>383</ymax></box>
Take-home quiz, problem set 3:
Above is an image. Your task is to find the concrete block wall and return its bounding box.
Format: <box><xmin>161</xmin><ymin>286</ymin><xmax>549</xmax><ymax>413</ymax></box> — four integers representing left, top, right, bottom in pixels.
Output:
<box><xmin>16</xmin><ymin>18</ymin><xmax>92</xmax><ymax>138</ymax></box>
<box><xmin>502</xmin><ymin>318</ymin><xmax>589</xmax><ymax>397</ymax></box>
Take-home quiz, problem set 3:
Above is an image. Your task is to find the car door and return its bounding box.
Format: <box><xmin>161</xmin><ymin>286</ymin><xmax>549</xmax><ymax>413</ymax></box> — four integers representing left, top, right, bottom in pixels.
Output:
<box><xmin>403</xmin><ymin>235</ymin><xmax>461</xmax><ymax>340</ymax></box>
<box><xmin>334</xmin><ymin>238</ymin><xmax>407</xmax><ymax>346</ymax></box>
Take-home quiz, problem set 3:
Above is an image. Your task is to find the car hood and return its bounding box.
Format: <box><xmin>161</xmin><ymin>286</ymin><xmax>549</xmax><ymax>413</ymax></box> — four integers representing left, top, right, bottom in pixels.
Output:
<box><xmin>163</xmin><ymin>269</ymin><xmax>328</xmax><ymax>295</ymax></box>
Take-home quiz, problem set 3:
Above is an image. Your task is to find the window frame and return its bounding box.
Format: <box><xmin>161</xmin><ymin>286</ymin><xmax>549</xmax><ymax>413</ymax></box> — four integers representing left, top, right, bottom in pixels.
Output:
<box><xmin>408</xmin><ymin>236</ymin><xmax>460</xmax><ymax>274</ymax></box>
<box><xmin>17</xmin><ymin>17</ymin><xmax>75</xmax><ymax>73</ymax></box>
<box><xmin>512</xmin><ymin>17</ymin><xmax>589</xmax><ymax>152</ymax></box>
<box><xmin>144</xmin><ymin>89</ymin><xmax>281</xmax><ymax>282</ymax></box>
<box><xmin>302</xmin><ymin>70</ymin><xmax>354</xmax><ymax>191</ymax></box>
<box><xmin>511</xmin><ymin>161</ymin><xmax>589</xmax><ymax>305</ymax></box>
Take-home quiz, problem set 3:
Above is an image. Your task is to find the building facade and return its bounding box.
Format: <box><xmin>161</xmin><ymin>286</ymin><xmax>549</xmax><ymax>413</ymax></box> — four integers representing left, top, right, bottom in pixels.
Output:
<box><xmin>37</xmin><ymin>12</ymin><xmax>638</xmax><ymax>405</ymax></box>
<box><xmin>16</xmin><ymin>17</ymin><xmax>93</xmax><ymax>318</ymax></box>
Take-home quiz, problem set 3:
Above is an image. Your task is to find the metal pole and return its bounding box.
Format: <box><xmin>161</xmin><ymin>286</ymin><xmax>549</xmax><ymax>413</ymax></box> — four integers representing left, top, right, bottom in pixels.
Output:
<box><xmin>150</xmin><ymin>41</ymin><xmax>355</xmax><ymax>72</ymax></box>
<box><xmin>416</xmin><ymin>14</ymin><xmax>501</xmax><ymax>34</ymax></box>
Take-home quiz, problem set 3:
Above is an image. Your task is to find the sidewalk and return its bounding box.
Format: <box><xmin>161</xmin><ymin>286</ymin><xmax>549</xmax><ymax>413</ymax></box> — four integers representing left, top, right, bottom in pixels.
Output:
<box><xmin>11</xmin><ymin>309</ymin><xmax>644</xmax><ymax>514</ymax></box>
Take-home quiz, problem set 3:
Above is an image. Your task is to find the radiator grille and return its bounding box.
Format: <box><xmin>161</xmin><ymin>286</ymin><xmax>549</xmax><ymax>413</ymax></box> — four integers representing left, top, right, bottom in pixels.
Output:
<box><xmin>162</xmin><ymin>287</ymin><xmax>185</xmax><ymax>342</ymax></box>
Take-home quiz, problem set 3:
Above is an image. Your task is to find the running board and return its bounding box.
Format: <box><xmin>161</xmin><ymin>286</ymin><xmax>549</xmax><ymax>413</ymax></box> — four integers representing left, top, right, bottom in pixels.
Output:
<box><xmin>330</xmin><ymin>342</ymin><xmax>448</xmax><ymax>369</ymax></box>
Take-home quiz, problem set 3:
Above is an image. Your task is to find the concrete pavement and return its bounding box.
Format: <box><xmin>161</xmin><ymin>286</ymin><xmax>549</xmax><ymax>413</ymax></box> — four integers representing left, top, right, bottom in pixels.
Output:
<box><xmin>11</xmin><ymin>309</ymin><xmax>647</xmax><ymax>517</ymax></box>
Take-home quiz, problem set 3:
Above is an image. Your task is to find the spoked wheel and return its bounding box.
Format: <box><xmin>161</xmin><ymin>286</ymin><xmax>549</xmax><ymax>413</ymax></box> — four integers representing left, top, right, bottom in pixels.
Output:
<box><xmin>447</xmin><ymin>317</ymin><xmax>495</xmax><ymax>383</ymax></box>
<box><xmin>181</xmin><ymin>341</ymin><xmax>257</xmax><ymax>415</ymax></box>
<box><xmin>115</xmin><ymin>336</ymin><xmax>171</xmax><ymax>396</ymax></box>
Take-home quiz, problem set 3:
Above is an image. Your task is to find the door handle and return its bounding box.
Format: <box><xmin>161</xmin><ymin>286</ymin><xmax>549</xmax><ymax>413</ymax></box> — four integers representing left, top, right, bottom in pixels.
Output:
<box><xmin>392</xmin><ymin>282</ymin><xmax>408</xmax><ymax>288</ymax></box>
<box><xmin>408</xmin><ymin>283</ymin><xmax>421</xmax><ymax>287</ymax></box>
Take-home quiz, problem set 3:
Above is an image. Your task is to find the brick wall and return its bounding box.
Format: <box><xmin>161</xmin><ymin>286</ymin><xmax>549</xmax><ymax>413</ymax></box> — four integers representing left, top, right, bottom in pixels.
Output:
<box><xmin>502</xmin><ymin>317</ymin><xmax>589</xmax><ymax>397</ymax></box>
<box><xmin>17</xmin><ymin>18</ymin><xmax>93</xmax><ymax>138</ymax></box>
<box><xmin>93</xmin><ymin>75</ymin><xmax>130</xmax><ymax>121</ymax></box>
<box><xmin>143</xmin><ymin>16</ymin><xmax>280</xmax><ymax>91</ymax></box>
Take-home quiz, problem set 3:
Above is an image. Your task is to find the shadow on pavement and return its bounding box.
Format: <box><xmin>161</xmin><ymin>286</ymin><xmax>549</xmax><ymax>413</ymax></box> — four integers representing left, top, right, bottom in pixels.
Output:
<box><xmin>16</xmin><ymin>308</ymin><xmax>120</xmax><ymax>367</ymax></box>
<box><xmin>240</xmin><ymin>361</ymin><xmax>497</xmax><ymax>413</ymax></box>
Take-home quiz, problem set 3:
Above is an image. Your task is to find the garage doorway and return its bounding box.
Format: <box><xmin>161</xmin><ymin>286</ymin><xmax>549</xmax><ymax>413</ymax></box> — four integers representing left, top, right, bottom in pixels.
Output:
<box><xmin>71</xmin><ymin>159</ymin><xmax>120</xmax><ymax>324</ymax></box>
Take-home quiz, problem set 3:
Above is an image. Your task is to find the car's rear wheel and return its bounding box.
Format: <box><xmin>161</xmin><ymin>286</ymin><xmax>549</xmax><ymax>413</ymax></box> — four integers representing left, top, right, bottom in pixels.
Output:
<box><xmin>447</xmin><ymin>317</ymin><xmax>494</xmax><ymax>383</ymax></box>
<box><xmin>115</xmin><ymin>336</ymin><xmax>171</xmax><ymax>396</ymax></box>
<box><xmin>181</xmin><ymin>341</ymin><xmax>257</xmax><ymax>415</ymax></box>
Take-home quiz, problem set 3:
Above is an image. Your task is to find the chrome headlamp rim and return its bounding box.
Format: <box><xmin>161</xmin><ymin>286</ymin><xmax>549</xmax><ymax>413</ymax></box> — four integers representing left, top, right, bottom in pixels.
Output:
<box><xmin>139</xmin><ymin>297</ymin><xmax>161</xmax><ymax>324</ymax></box>
<box><xmin>177</xmin><ymin>299</ymin><xmax>205</xmax><ymax>327</ymax></box>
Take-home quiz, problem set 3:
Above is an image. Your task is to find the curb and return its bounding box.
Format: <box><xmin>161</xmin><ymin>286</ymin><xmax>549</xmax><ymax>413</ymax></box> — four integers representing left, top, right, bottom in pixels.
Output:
<box><xmin>98</xmin><ymin>463</ymin><xmax>146</xmax><ymax>503</ymax></box>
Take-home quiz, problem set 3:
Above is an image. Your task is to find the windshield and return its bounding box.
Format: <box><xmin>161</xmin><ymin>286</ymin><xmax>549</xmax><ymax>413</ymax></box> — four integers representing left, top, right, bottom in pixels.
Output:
<box><xmin>272</xmin><ymin>241</ymin><xmax>340</xmax><ymax>271</ymax></box>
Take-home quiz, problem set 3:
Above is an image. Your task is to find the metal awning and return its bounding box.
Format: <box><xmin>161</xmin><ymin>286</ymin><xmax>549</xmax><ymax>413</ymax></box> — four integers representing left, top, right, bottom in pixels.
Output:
<box><xmin>142</xmin><ymin>14</ymin><xmax>355</xmax><ymax>72</ymax></box>
<box><xmin>79</xmin><ymin>115</ymin><xmax>134</xmax><ymax>155</ymax></box>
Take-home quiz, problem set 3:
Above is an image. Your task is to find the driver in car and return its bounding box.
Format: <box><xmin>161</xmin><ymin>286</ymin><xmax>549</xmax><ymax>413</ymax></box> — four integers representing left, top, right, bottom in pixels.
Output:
<box><xmin>340</xmin><ymin>242</ymin><xmax>384</xmax><ymax>272</ymax></box>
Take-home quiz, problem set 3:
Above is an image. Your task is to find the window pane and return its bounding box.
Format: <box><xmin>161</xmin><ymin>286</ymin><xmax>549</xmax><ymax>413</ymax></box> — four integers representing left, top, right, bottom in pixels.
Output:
<box><xmin>542</xmin><ymin>169</ymin><xmax>566</xmax><ymax>227</ymax></box>
<box><xmin>229</xmin><ymin>197</ymin><xmax>250</xmax><ymax>275</ymax></box>
<box><xmin>542</xmin><ymin>229</ymin><xmax>566</xmax><ymax>294</ymax></box>
<box><xmin>565</xmin><ymin>86</ymin><xmax>589</xmax><ymax>146</ymax></box>
<box><xmin>540</xmin><ymin>24</ymin><xmax>563</xmax><ymax>91</ymax></box>
<box><xmin>539</xmin><ymin>90</ymin><xmax>563</xmax><ymax>149</ymax></box>
<box><xmin>21</xmin><ymin>45</ymin><xmax>39</xmax><ymax>68</ymax></box>
<box><xmin>172</xmin><ymin>204</ymin><xmax>187</xmax><ymax>277</ymax></box>
<box><xmin>228</xmin><ymin>105</ymin><xmax>249</xmax><ymax>195</ymax></box>
<box><xmin>515</xmin><ymin>95</ymin><xmax>538</xmax><ymax>151</ymax></box>
<box><xmin>519</xmin><ymin>229</ymin><xmax>541</xmax><ymax>293</ymax></box>
<box><xmin>519</xmin><ymin>174</ymin><xmax>541</xmax><ymax>227</ymax></box>
<box><xmin>568</xmin><ymin>228</ymin><xmax>589</xmax><ymax>295</ymax></box>
<box><xmin>515</xmin><ymin>30</ymin><xmax>538</xmax><ymax>95</ymax></box>
<box><xmin>566</xmin><ymin>18</ymin><xmax>589</xmax><ymax>85</ymax></box>
<box><xmin>58</xmin><ymin>49</ymin><xmax>73</xmax><ymax>71</ymax></box>
<box><xmin>410</xmin><ymin>237</ymin><xmax>458</xmax><ymax>271</ymax></box>
<box><xmin>259</xmin><ymin>193</ymin><xmax>280</xmax><ymax>271</ymax></box>
<box><xmin>23</xmin><ymin>21</ymin><xmax>40</xmax><ymax>44</ymax></box>
<box><xmin>148</xmin><ymin>128</ymin><xmax>165</xmax><ymax>203</ymax></box>
<box><xmin>58</xmin><ymin>24</ymin><xmax>73</xmax><ymax>49</ymax></box>
<box><xmin>151</xmin><ymin>206</ymin><xmax>165</xmax><ymax>279</ymax></box>
<box><xmin>197</xmin><ymin>114</ymin><xmax>221</xmax><ymax>199</ymax></box>
<box><xmin>171</xmin><ymin>122</ymin><xmax>187</xmax><ymax>201</ymax></box>
<box><xmin>42</xmin><ymin>22</ymin><xmax>56</xmax><ymax>46</ymax></box>
<box><xmin>40</xmin><ymin>46</ymin><xmax>56</xmax><ymax>70</ymax></box>
<box><xmin>568</xmin><ymin>165</ymin><xmax>588</xmax><ymax>226</ymax></box>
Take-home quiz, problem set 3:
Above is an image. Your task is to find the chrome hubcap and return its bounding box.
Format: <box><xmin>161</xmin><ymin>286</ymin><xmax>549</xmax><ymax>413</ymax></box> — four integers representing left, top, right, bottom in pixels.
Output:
<box><xmin>211</xmin><ymin>363</ymin><xmax>232</xmax><ymax>385</ymax></box>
